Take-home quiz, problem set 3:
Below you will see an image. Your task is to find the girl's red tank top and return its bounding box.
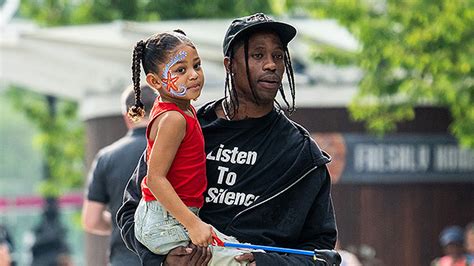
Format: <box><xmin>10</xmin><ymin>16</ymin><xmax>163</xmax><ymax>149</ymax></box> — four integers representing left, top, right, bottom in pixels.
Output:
<box><xmin>141</xmin><ymin>100</ymin><xmax>207</xmax><ymax>208</ymax></box>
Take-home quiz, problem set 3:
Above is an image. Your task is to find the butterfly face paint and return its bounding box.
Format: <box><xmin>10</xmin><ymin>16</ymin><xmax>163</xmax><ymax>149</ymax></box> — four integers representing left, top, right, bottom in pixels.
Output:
<box><xmin>161</xmin><ymin>51</ymin><xmax>188</xmax><ymax>97</ymax></box>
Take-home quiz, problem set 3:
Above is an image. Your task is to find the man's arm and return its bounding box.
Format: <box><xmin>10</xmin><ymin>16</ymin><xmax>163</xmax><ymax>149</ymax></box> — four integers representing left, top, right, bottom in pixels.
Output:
<box><xmin>250</xmin><ymin>167</ymin><xmax>337</xmax><ymax>266</ymax></box>
<box><xmin>116</xmin><ymin>151</ymin><xmax>165</xmax><ymax>265</ymax></box>
<box><xmin>82</xmin><ymin>200</ymin><xmax>112</xmax><ymax>235</ymax></box>
<box><xmin>83</xmin><ymin>152</ymin><xmax>112</xmax><ymax>236</ymax></box>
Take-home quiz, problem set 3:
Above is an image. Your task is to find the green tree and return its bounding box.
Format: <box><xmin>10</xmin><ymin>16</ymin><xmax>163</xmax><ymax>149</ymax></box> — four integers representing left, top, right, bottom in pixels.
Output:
<box><xmin>20</xmin><ymin>0</ymin><xmax>273</xmax><ymax>26</ymax></box>
<box><xmin>145</xmin><ymin>0</ymin><xmax>272</xmax><ymax>20</ymax></box>
<box><xmin>6</xmin><ymin>87</ymin><xmax>85</xmax><ymax>197</ymax></box>
<box><xmin>287</xmin><ymin>0</ymin><xmax>474</xmax><ymax>147</ymax></box>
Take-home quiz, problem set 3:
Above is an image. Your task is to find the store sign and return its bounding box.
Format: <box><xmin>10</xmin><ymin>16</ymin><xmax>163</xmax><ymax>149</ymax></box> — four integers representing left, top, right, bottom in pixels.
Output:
<box><xmin>312</xmin><ymin>134</ymin><xmax>474</xmax><ymax>183</ymax></box>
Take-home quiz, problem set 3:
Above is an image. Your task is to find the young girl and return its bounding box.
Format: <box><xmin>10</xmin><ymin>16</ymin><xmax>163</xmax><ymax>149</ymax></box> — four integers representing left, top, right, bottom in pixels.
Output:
<box><xmin>128</xmin><ymin>30</ymin><xmax>251</xmax><ymax>264</ymax></box>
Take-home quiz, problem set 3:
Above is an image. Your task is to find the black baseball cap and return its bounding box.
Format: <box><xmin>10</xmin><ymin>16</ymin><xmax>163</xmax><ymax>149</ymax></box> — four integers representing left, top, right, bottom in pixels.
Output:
<box><xmin>223</xmin><ymin>13</ymin><xmax>297</xmax><ymax>56</ymax></box>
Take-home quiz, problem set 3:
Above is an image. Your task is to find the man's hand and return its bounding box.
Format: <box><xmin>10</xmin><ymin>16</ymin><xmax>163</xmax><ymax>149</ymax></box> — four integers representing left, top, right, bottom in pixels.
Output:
<box><xmin>235</xmin><ymin>252</ymin><xmax>256</xmax><ymax>266</ymax></box>
<box><xmin>164</xmin><ymin>244</ymin><xmax>211</xmax><ymax>266</ymax></box>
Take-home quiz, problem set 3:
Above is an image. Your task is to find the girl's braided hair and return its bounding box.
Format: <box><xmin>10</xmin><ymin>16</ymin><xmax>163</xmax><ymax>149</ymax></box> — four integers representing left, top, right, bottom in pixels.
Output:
<box><xmin>128</xmin><ymin>29</ymin><xmax>194</xmax><ymax>121</ymax></box>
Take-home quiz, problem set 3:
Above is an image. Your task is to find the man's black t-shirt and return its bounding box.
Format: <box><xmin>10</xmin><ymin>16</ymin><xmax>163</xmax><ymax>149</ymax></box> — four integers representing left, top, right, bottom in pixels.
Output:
<box><xmin>199</xmin><ymin>103</ymin><xmax>311</xmax><ymax>233</ymax></box>
<box><xmin>201</xmin><ymin>109</ymin><xmax>277</xmax><ymax>230</ymax></box>
<box><xmin>86</xmin><ymin>128</ymin><xmax>146</xmax><ymax>265</ymax></box>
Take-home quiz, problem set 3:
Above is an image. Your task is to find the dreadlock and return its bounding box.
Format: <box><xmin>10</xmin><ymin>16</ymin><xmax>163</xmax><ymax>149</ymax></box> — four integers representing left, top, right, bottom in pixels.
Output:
<box><xmin>223</xmin><ymin>49</ymin><xmax>239</xmax><ymax>119</ymax></box>
<box><xmin>283</xmin><ymin>47</ymin><xmax>296</xmax><ymax>114</ymax></box>
<box><xmin>128</xmin><ymin>30</ymin><xmax>195</xmax><ymax>122</ymax></box>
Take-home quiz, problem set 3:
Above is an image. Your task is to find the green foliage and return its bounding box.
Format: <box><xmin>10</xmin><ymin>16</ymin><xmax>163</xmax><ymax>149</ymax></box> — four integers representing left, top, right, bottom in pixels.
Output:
<box><xmin>20</xmin><ymin>0</ymin><xmax>273</xmax><ymax>25</ymax></box>
<box><xmin>0</xmin><ymin>93</ymin><xmax>43</xmax><ymax>196</ymax></box>
<box><xmin>145</xmin><ymin>0</ymin><xmax>272</xmax><ymax>20</ymax></box>
<box><xmin>288</xmin><ymin>0</ymin><xmax>474</xmax><ymax>147</ymax></box>
<box><xmin>6</xmin><ymin>86</ymin><xmax>85</xmax><ymax>197</ymax></box>
<box><xmin>311</xmin><ymin>43</ymin><xmax>358</xmax><ymax>65</ymax></box>
<box><xmin>20</xmin><ymin>0</ymin><xmax>73</xmax><ymax>26</ymax></box>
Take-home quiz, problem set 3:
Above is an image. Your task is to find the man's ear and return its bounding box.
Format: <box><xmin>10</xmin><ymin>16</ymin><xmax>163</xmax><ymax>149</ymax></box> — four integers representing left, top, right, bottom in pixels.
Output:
<box><xmin>224</xmin><ymin>56</ymin><xmax>231</xmax><ymax>73</ymax></box>
<box><xmin>146</xmin><ymin>73</ymin><xmax>162</xmax><ymax>90</ymax></box>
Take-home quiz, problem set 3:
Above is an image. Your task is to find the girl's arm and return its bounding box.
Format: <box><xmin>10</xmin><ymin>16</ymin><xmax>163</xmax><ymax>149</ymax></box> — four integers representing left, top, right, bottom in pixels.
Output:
<box><xmin>147</xmin><ymin>111</ymin><xmax>212</xmax><ymax>247</ymax></box>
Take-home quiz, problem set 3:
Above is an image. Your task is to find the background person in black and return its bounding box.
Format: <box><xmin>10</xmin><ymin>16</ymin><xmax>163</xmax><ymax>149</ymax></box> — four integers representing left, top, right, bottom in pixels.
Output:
<box><xmin>117</xmin><ymin>13</ymin><xmax>337</xmax><ymax>265</ymax></box>
<box><xmin>82</xmin><ymin>85</ymin><xmax>157</xmax><ymax>266</ymax></box>
<box><xmin>0</xmin><ymin>224</ymin><xmax>14</xmax><ymax>266</ymax></box>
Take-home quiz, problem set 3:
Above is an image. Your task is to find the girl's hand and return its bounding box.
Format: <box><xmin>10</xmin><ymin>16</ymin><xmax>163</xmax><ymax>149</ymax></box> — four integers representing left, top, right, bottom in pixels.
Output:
<box><xmin>187</xmin><ymin>221</ymin><xmax>213</xmax><ymax>247</ymax></box>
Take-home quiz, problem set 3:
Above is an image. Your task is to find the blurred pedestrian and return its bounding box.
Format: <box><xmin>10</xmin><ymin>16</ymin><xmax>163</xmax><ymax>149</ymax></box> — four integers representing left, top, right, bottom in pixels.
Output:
<box><xmin>431</xmin><ymin>225</ymin><xmax>472</xmax><ymax>266</ymax></box>
<box><xmin>82</xmin><ymin>85</ymin><xmax>156</xmax><ymax>265</ymax></box>
<box><xmin>30</xmin><ymin>199</ymin><xmax>72</xmax><ymax>266</ymax></box>
<box><xmin>0</xmin><ymin>224</ymin><xmax>13</xmax><ymax>266</ymax></box>
<box><xmin>466</xmin><ymin>222</ymin><xmax>474</xmax><ymax>265</ymax></box>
